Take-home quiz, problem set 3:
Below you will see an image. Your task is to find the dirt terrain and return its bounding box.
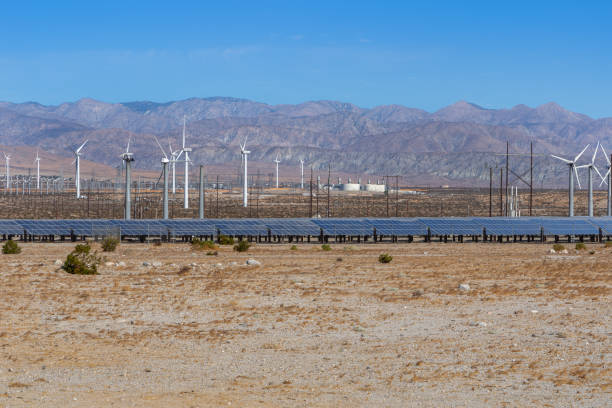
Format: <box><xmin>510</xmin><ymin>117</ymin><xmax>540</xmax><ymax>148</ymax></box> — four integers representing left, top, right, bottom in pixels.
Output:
<box><xmin>0</xmin><ymin>242</ymin><xmax>610</xmax><ymax>407</ymax></box>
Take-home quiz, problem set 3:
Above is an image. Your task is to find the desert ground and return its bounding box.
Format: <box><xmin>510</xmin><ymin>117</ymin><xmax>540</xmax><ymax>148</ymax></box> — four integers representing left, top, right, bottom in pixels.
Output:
<box><xmin>0</xmin><ymin>241</ymin><xmax>610</xmax><ymax>407</ymax></box>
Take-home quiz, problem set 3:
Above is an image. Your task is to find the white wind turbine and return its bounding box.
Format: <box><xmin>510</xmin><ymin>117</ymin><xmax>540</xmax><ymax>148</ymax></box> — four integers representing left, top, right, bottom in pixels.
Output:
<box><xmin>240</xmin><ymin>136</ymin><xmax>250</xmax><ymax>207</ymax></box>
<box><xmin>34</xmin><ymin>149</ymin><xmax>41</xmax><ymax>190</ymax></box>
<box><xmin>551</xmin><ymin>144</ymin><xmax>589</xmax><ymax>217</ymax></box>
<box><xmin>121</xmin><ymin>138</ymin><xmax>134</xmax><ymax>219</ymax></box>
<box><xmin>168</xmin><ymin>137</ymin><xmax>182</xmax><ymax>195</ymax></box>
<box><xmin>299</xmin><ymin>159</ymin><xmax>304</xmax><ymax>189</ymax></box>
<box><xmin>3</xmin><ymin>152</ymin><xmax>11</xmax><ymax>192</ymax></box>
<box><xmin>598</xmin><ymin>143</ymin><xmax>612</xmax><ymax>216</ymax></box>
<box><xmin>274</xmin><ymin>154</ymin><xmax>280</xmax><ymax>188</ymax></box>
<box><xmin>576</xmin><ymin>143</ymin><xmax>603</xmax><ymax>217</ymax></box>
<box><xmin>154</xmin><ymin>136</ymin><xmax>170</xmax><ymax>219</ymax></box>
<box><xmin>181</xmin><ymin>115</ymin><xmax>192</xmax><ymax>209</ymax></box>
<box><xmin>72</xmin><ymin>140</ymin><xmax>88</xmax><ymax>198</ymax></box>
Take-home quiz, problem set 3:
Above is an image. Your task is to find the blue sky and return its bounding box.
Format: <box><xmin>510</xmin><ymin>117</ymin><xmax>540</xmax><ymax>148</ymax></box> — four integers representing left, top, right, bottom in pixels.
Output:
<box><xmin>1</xmin><ymin>1</ymin><xmax>612</xmax><ymax>117</ymax></box>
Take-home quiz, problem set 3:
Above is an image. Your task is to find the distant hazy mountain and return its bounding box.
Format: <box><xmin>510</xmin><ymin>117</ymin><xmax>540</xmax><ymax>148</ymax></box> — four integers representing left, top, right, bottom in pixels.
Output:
<box><xmin>0</xmin><ymin>97</ymin><xmax>609</xmax><ymax>186</ymax></box>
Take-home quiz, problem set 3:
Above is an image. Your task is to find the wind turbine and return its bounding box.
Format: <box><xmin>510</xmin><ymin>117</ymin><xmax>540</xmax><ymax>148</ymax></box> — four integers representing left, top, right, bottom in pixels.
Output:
<box><xmin>598</xmin><ymin>143</ymin><xmax>612</xmax><ymax>216</ymax></box>
<box><xmin>72</xmin><ymin>140</ymin><xmax>88</xmax><ymax>198</ymax></box>
<box><xmin>299</xmin><ymin>159</ymin><xmax>304</xmax><ymax>189</ymax></box>
<box><xmin>34</xmin><ymin>150</ymin><xmax>40</xmax><ymax>190</ymax></box>
<box><xmin>576</xmin><ymin>143</ymin><xmax>603</xmax><ymax>217</ymax></box>
<box><xmin>121</xmin><ymin>138</ymin><xmax>134</xmax><ymax>219</ymax></box>
<box><xmin>274</xmin><ymin>154</ymin><xmax>280</xmax><ymax>188</ymax></box>
<box><xmin>181</xmin><ymin>115</ymin><xmax>192</xmax><ymax>209</ymax></box>
<box><xmin>551</xmin><ymin>144</ymin><xmax>589</xmax><ymax>217</ymax></box>
<box><xmin>240</xmin><ymin>136</ymin><xmax>250</xmax><ymax>207</ymax></box>
<box><xmin>168</xmin><ymin>137</ymin><xmax>182</xmax><ymax>195</ymax></box>
<box><xmin>154</xmin><ymin>136</ymin><xmax>169</xmax><ymax>219</ymax></box>
<box><xmin>3</xmin><ymin>152</ymin><xmax>10</xmax><ymax>192</ymax></box>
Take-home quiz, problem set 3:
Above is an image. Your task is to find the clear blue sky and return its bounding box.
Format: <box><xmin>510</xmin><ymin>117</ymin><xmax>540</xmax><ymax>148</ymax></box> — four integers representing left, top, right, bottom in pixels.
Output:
<box><xmin>2</xmin><ymin>1</ymin><xmax>611</xmax><ymax>117</ymax></box>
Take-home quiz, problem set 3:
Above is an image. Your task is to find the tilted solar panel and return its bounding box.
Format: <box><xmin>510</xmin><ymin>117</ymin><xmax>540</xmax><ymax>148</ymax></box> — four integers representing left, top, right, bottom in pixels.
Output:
<box><xmin>312</xmin><ymin>219</ymin><xmax>372</xmax><ymax>235</ymax></box>
<box><xmin>365</xmin><ymin>218</ymin><xmax>428</xmax><ymax>235</ymax></box>
<box><xmin>263</xmin><ymin>218</ymin><xmax>321</xmax><ymax>236</ymax></box>
<box><xmin>417</xmin><ymin>218</ymin><xmax>482</xmax><ymax>235</ymax></box>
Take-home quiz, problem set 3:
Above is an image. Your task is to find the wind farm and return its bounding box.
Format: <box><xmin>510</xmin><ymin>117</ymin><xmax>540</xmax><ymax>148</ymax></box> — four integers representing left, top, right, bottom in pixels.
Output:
<box><xmin>1</xmin><ymin>3</ymin><xmax>610</xmax><ymax>407</ymax></box>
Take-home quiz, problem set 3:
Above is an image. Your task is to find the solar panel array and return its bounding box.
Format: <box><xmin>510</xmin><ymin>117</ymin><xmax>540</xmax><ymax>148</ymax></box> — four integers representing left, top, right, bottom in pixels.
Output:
<box><xmin>1</xmin><ymin>217</ymin><xmax>610</xmax><ymax>238</ymax></box>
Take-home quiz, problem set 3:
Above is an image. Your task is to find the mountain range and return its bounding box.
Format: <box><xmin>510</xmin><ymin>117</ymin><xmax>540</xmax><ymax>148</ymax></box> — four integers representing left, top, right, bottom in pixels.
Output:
<box><xmin>1</xmin><ymin>97</ymin><xmax>611</xmax><ymax>186</ymax></box>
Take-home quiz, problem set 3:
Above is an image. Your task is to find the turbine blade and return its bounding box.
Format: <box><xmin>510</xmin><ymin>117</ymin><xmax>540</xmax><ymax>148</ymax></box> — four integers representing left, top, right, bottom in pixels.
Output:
<box><xmin>592</xmin><ymin>141</ymin><xmax>600</xmax><ymax>163</ymax></box>
<box><xmin>76</xmin><ymin>140</ymin><xmax>88</xmax><ymax>154</ymax></box>
<box><xmin>600</xmin><ymin>169</ymin><xmax>611</xmax><ymax>187</ymax></box>
<box><xmin>574</xmin><ymin>144</ymin><xmax>590</xmax><ymax>162</ymax></box>
<box><xmin>574</xmin><ymin>166</ymin><xmax>582</xmax><ymax>189</ymax></box>
<box><xmin>551</xmin><ymin>154</ymin><xmax>571</xmax><ymax>164</ymax></box>
<box><xmin>594</xmin><ymin>165</ymin><xmax>605</xmax><ymax>183</ymax></box>
<box><xmin>126</xmin><ymin>137</ymin><xmax>131</xmax><ymax>153</ymax></box>
<box><xmin>602</xmin><ymin>144</ymin><xmax>611</xmax><ymax>165</ymax></box>
<box><xmin>153</xmin><ymin>136</ymin><xmax>168</xmax><ymax>159</ymax></box>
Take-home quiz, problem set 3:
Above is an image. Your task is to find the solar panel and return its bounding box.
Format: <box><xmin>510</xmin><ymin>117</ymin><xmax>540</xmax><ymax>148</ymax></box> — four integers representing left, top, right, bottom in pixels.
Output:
<box><xmin>110</xmin><ymin>219</ymin><xmax>168</xmax><ymax>236</ymax></box>
<box><xmin>214</xmin><ymin>219</ymin><xmax>268</xmax><ymax>236</ymax></box>
<box><xmin>539</xmin><ymin>217</ymin><xmax>599</xmax><ymax>236</ymax></box>
<box><xmin>585</xmin><ymin>217</ymin><xmax>612</xmax><ymax>235</ymax></box>
<box><xmin>20</xmin><ymin>220</ymin><xmax>72</xmax><ymax>235</ymax></box>
<box><xmin>312</xmin><ymin>219</ymin><xmax>372</xmax><ymax>236</ymax></box>
<box><xmin>160</xmin><ymin>219</ymin><xmax>216</xmax><ymax>236</ymax></box>
<box><xmin>418</xmin><ymin>218</ymin><xmax>482</xmax><ymax>235</ymax></box>
<box><xmin>365</xmin><ymin>218</ymin><xmax>428</xmax><ymax>235</ymax></box>
<box><xmin>0</xmin><ymin>220</ymin><xmax>24</xmax><ymax>235</ymax></box>
<box><xmin>474</xmin><ymin>217</ymin><xmax>541</xmax><ymax>236</ymax></box>
<box><xmin>263</xmin><ymin>219</ymin><xmax>320</xmax><ymax>236</ymax></box>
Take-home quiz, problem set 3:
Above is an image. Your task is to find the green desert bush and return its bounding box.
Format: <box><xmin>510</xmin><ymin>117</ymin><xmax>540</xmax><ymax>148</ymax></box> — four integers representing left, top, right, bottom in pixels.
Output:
<box><xmin>192</xmin><ymin>238</ymin><xmax>218</xmax><ymax>251</ymax></box>
<box><xmin>218</xmin><ymin>235</ymin><xmax>235</xmax><ymax>245</ymax></box>
<box><xmin>62</xmin><ymin>243</ymin><xmax>103</xmax><ymax>275</ymax></box>
<box><xmin>321</xmin><ymin>244</ymin><xmax>331</xmax><ymax>251</ymax></box>
<box><xmin>575</xmin><ymin>242</ymin><xmax>586</xmax><ymax>251</ymax></box>
<box><xmin>378</xmin><ymin>253</ymin><xmax>393</xmax><ymax>263</ymax></box>
<box><xmin>605</xmin><ymin>241</ymin><xmax>612</xmax><ymax>248</ymax></box>
<box><xmin>233</xmin><ymin>240</ymin><xmax>251</xmax><ymax>252</ymax></box>
<box><xmin>290</xmin><ymin>245</ymin><xmax>298</xmax><ymax>251</ymax></box>
<box><xmin>552</xmin><ymin>244</ymin><xmax>565</xmax><ymax>252</ymax></box>
<box><xmin>101</xmin><ymin>236</ymin><xmax>119</xmax><ymax>252</ymax></box>
<box><xmin>2</xmin><ymin>240</ymin><xmax>21</xmax><ymax>254</ymax></box>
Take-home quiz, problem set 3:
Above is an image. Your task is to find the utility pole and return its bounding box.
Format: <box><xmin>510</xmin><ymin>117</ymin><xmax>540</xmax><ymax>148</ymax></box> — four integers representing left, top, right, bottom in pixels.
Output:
<box><xmin>216</xmin><ymin>175</ymin><xmax>219</xmax><ymax>218</ymax></box>
<box><xmin>505</xmin><ymin>141</ymin><xmax>509</xmax><ymax>216</ymax></box>
<box><xmin>198</xmin><ymin>165</ymin><xmax>204</xmax><ymax>219</ymax></box>
<box><xmin>385</xmin><ymin>176</ymin><xmax>390</xmax><ymax>217</ymax></box>
<box><xmin>309</xmin><ymin>167</ymin><xmax>313</xmax><ymax>217</ymax></box>
<box><xmin>499</xmin><ymin>168</ymin><xmax>503</xmax><ymax>216</ymax></box>
<box><xmin>489</xmin><ymin>167</ymin><xmax>492</xmax><ymax>217</ymax></box>
<box><xmin>327</xmin><ymin>164</ymin><xmax>331</xmax><ymax>217</ymax></box>
<box><xmin>530</xmin><ymin>141</ymin><xmax>533</xmax><ymax>216</ymax></box>
<box><xmin>395</xmin><ymin>175</ymin><xmax>399</xmax><ymax>217</ymax></box>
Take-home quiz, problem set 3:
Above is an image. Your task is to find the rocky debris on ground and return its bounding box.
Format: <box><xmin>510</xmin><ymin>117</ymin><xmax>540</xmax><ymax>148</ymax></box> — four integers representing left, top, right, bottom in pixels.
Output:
<box><xmin>142</xmin><ymin>262</ymin><xmax>151</xmax><ymax>266</ymax></box>
<box><xmin>54</xmin><ymin>259</ymin><xmax>63</xmax><ymax>266</ymax></box>
<box><xmin>116</xmin><ymin>261</ymin><xmax>126</xmax><ymax>267</ymax></box>
<box><xmin>246</xmin><ymin>259</ymin><xmax>261</xmax><ymax>266</ymax></box>
<box><xmin>152</xmin><ymin>261</ymin><xmax>162</xmax><ymax>267</ymax></box>
<box><xmin>104</xmin><ymin>261</ymin><xmax>114</xmax><ymax>266</ymax></box>
<box><xmin>458</xmin><ymin>283</ymin><xmax>470</xmax><ymax>291</ymax></box>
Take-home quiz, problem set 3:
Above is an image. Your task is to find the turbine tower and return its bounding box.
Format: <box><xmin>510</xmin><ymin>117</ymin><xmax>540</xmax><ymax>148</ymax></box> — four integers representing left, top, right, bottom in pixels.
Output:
<box><xmin>576</xmin><ymin>143</ymin><xmax>603</xmax><ymax>217</ymax></box>
<box><xmin>181</xmin><ymin>115</ymin><xmax>192</xmax><ymax>209</ymax></box>
<box><xmin>598</xmin><ymin>144</ymin><xmax>612</xmax><ymax>216</ymax></box>
<box><xmin>168</xmin><ymin>138</ymin><xmax>182</xmax><ymax>195</ymax></box>
<box><xmin>300</xmin><ymin>159</ymin><xmax>304</xmax><ymax>189</ymax></box>
<box><xmin>240</xmin><ymin>136</ymin><xmax>250</xmax><ymax>207</ymax></box>
<box><xmin>73</xmin><ymin>140</ymin><xmax>88</xmax><ymax>199</ymax></box>
<box><xmin>121</xmin><ymin>138</ymin><xmax>134</xmax><ymax>219</ymax></box>
<box><xmin>551</xmin><ymin>144</ymin><xmax>589</xmax><ymax>217</ymax></box>
<box><xmin>3</xmin><ymin>153</ymin><xmax>10</xmax><ymax>192</ymax></box>
<box><xmin>34</xmin><ymin>150</ymin><xmax>40</xmax><ymax>190</ymax></box>
<box><xmin>274</xmin><ymin>154</ymin><xmax>280</xmax><ymax>188</ymax></box>
<box><xmin>154</xmin><ymin>136</ymin><xmax>169</xmax><ymax>219</ymax></box>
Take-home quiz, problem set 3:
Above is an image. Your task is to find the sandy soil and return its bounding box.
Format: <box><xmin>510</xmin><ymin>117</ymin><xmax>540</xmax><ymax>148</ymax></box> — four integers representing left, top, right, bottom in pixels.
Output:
<box><xmin>0</xmin><ymin>242</ymin><xmax>610</xmax><ymax>407</ymax></box>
